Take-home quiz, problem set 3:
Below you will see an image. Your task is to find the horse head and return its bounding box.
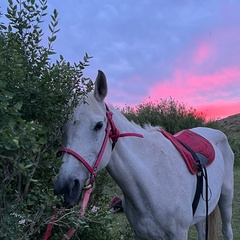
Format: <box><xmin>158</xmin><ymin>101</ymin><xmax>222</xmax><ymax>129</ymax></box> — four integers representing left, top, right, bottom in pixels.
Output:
<box><xmin>54</xmin><ymin>70</ymin><xmax>112</xmax><ymax>207</ymax></box>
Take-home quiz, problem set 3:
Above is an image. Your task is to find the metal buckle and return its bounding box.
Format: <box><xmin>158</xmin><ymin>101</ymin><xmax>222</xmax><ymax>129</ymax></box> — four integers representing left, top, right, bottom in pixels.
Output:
<box><xmin>83</xmin><ymin>178</ymin><xmax>93</xmax><ymax>190</ymax></box>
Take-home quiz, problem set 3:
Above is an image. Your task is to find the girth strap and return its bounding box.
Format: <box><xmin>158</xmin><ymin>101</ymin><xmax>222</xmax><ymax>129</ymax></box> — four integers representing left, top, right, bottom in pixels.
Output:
<box><xmin>177</xmin><ymin>139</ymin><xmax>205</xmax><ymax>215</ymax></box>
<box><xmin>177</xmin><ymin>139</ymin><xmax>209</xmax><ymax>240</ymax></box>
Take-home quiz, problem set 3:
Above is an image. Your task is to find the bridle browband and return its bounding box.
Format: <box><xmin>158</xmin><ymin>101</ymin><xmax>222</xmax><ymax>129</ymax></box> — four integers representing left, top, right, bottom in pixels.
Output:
<box><xmin>57</xmin><ymin>103</ymin><xmax>144</xmax><ymax>187</ymax></box>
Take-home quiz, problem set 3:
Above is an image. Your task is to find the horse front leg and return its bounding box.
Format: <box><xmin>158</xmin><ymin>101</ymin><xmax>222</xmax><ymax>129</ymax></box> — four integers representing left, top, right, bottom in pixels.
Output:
<box><xmin>195</xmin><ymin>221</ymin><xmax>205</xmax><ymax>240</ymax></box>
<box><xmin>218</xmin><ymin>195</ymin><xmax>233</xmax><ymax>240</ymax></box>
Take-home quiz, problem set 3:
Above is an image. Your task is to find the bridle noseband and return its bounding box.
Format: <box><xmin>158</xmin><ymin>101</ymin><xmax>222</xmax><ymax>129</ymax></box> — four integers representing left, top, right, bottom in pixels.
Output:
<box><xmin>57</xmin><ymin>103</ymin><xmax>144</xmax><ymax>187</ymax></box>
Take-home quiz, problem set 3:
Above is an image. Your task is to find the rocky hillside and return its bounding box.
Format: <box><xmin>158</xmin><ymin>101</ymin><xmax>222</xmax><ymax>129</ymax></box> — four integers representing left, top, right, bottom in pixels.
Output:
<box><xmin>218</xmin><ymin>113</ymin><xmax>240</xmax><ymax>139</ymax></box>
<box><xmin>217</xmin><ymin>113</ymin><xmax>240</xmax><ymax>167</ymax></box>
<box><xmin>218</xmin><ymin>113</ymin><xmax>240</xmax><ymax>131</ymax></box>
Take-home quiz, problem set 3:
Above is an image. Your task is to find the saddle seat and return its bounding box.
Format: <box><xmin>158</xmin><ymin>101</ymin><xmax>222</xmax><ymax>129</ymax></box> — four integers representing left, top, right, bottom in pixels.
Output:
<box><xmin>161</xmin><ymin>129</ymin><xmax>215</xmax><ymax>174</ymax></box>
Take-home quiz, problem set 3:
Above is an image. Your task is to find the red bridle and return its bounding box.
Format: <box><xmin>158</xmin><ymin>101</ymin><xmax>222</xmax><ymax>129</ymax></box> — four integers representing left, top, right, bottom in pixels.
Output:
<box><xmin>43</xmin><ymin>103</ymin><xmax>143</xmax><ymax>240</ymax></box>
<box><xmin>57</xmin><ymin>103</ymin><xmax>144</xmax><ymax>186</ymax></box>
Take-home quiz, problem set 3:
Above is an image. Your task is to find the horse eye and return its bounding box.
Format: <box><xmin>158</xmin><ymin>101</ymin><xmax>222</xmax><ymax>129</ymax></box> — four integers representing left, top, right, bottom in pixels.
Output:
<box><xmin>94</xmin><ymin>121</ymin><xmax>103</xmax><ymax>131</ymax></box>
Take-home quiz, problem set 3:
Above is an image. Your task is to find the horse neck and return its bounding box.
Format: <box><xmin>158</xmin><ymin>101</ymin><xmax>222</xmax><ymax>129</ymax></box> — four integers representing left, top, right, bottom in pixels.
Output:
<box><xmin>105</xmin><ymin>111</ymin><xmax>189</xmax><ymax>217</ymax></box>
<box><xmin>105</xmin><ymin>107</ymin><xmax>157</xmax><ymax>196</ymax></box>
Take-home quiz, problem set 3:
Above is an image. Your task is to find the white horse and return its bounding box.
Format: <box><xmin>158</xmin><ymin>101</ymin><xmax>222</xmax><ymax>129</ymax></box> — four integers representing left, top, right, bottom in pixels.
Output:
<box><xmin>54</xmin><ymin>70</ymin><xmax>234</xmax><ymax>240</ymax></box>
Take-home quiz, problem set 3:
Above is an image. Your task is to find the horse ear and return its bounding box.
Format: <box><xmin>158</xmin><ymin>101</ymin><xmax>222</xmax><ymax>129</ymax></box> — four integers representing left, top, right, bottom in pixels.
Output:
<box><xmin>94</xmin><ymin>70</ymin><xmax>108</xmax><ymax>101</ymax></box>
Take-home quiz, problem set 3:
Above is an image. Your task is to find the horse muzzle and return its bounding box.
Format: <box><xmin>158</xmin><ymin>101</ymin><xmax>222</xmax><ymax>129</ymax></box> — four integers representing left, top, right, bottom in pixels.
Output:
<box><xmin>54</xmin><ymin>177</ymin><xmax>83</xmax><ymax>208</ymax></box>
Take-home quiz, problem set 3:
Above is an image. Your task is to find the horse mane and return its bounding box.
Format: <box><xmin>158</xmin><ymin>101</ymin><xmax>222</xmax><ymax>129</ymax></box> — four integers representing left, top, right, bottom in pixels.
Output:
<box><xmin>143</xmin><ymin>124</ymin><xmax>162</xmax><ymax>132</ymax></box>
<box><xmin>108</xmin><ymin>104</ymin><xmax>162</xmax><ymax>133</ymax></box>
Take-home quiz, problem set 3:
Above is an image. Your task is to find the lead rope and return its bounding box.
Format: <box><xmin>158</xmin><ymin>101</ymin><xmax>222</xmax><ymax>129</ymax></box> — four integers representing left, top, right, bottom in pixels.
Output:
<box><xmin>42</xmin><ymin>187</ymin><xmax>93</xmax><ymax>240</ymax></box>
<box><xmin>61</xmin><ymin>188</ymin><xmax>93</xmax><ymax>240</ymax></box>
<box><xmin>42</xmin><ymin>210</ymin><xmax>58</xmax><ymax>240</ymax></box>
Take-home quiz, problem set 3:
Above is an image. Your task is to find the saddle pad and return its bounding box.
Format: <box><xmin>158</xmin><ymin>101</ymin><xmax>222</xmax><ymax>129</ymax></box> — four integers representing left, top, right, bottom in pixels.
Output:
<box><xmin>161</xmin><ymin>129</ymin><xmax>215</xmax><ymax>174</ymax></box>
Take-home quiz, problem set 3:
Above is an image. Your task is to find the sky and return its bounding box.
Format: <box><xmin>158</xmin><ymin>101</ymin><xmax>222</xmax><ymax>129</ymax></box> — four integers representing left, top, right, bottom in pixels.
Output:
<box><xmin>1</xmin><ymin>0</ymin><xmax>240</xmax><ymax>119</ymax></box>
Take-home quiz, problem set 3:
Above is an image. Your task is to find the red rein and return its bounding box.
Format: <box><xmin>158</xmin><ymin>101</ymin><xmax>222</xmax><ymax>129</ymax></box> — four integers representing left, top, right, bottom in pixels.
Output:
<box><xmin>42</xmin><ymin>103</ymin><xmax>143</xmax><ymax>240</ymax></box>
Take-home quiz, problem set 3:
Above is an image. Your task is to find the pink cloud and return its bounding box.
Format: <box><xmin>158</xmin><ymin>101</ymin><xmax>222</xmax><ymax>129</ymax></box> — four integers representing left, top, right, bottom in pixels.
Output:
<box><xmin>145</xmin><ymin>27</ymin><xmax>240</xmax><ymax>120</ymax></box>
<box><xmin>192</xmin><ymin>42</ymin><xmax>214</xmax><ymax>65</ymax></box>
<box><xmin>146</xmin><ymin>67</ymin><xmax>240</xmax><ymax>119</ymax></box>
<box><xmin>196</xmin><ymin>101</ymin><xmax>240</xmax><ymax>120</ymax></box>
<box><xmin>149</xmin><ymin>67</ymin><xmax>240</xmax><ymax>100</ymax></box>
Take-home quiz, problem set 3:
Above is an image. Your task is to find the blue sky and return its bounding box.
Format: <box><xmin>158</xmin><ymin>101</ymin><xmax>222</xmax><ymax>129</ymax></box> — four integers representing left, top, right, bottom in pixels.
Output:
<box><xmin>1</xmin><ymin>0</ymin><xmax>240</xmax><ymax>119</ymax></box>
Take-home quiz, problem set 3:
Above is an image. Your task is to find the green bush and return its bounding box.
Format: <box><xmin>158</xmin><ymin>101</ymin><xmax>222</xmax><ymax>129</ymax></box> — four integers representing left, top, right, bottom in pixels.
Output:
<box><xmin>121</xmin><ymin>98</ymin><xmax>217</xmax><ymax>134</ymax></box>
<box><xmin>231</xmin><ymin>139</ymin><xmax>240</xmax><ymax>167</ymax></box>
<box><xmin>0</xmin><ymin>0</ymin><xmax>102</xmax><ymax>239</ymax></box>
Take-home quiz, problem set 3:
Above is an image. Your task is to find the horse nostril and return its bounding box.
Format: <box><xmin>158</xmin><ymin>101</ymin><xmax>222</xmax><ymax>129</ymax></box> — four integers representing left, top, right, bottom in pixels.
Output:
<box><xmin>69</xmin><ymin>179</ymin><xmax>80</xmax><ymax>198</ymax></box>
<box><xmin>54</xmin><ymin>181</ymin><xmax>62</xmax><ymax>196</ymax></box>
<box><xmin>54</xmin><ymin>178</ymin><xmax>82</xmax><ymax>207</ymax></box>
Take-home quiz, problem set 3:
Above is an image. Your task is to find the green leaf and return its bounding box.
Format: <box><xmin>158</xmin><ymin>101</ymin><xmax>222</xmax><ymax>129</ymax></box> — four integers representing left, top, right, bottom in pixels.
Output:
<box><xmin>47</xmin><ymin>50</ymin><xmax>56</xmax><ymax>55</ymax></box>
<box><xmin>48</xmin><ymin>35</ymin><xmax>56</xmax><ymax>42</ymax></box>
<box><xmin>38</xmin><ymin>137</ymin><xmax>46</xmax><ymax>144</ymax></box>
<box><xmin>53</xmin><ymin>9</ymin><xmax>58</xmax><ymax>17</ymax></box>
<box><xmin>14</xmin><ymin>101</ymin><xmax>23</xmax><ymax>110</ymax></box>
<box><xmin>30</xmin><ymin>178</ymin><xmax>38</xmax><ymax>182</ymax></box>
<box><xmin>5</xmin><ymin>91</ymin><xmax>14</xmax><ymax>99</ymax></box>
<box><xmin>7</xmin><ymin>24</ymin><xmax>12</xmax><ymax>31</ymax></box>
<box><xmin>41</xmin><ymin>5</ymin><xmax>47</xmax><ymax>11</ymax></box>
<box><xmin>8</xmin><ymin>118</ymin><xmax>16</xmax><ymax>129</ymax></box>
<box><xmin>54</xmin><ymin>28</ymin><xmax>60</xmax><ymax>34</ymax></box>
<box><xmin>24</xmin><ymin>164</ymin><xmax>33</xmax><ymax>169</ymax></box>
<box><xmin>48</xmin><ymin>24</ymin><xmax>53</xmax><ymax>32</ymax></box>
<box><xmin>0</xmin><ymin>81</ymin><xmax>7</xmax><ymax>88</ymax></box>
<box><xmin>18</xmin><ymin>163</ymin><xmax>25</xmax><ymax>171</ymax></box>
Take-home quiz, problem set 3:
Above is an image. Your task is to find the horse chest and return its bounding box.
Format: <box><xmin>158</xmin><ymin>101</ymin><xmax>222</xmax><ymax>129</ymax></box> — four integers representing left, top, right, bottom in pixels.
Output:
<box><xmin>124</xmin><ymin>199</ymin><xmax>190</xmax><ymax>240</ymax></box>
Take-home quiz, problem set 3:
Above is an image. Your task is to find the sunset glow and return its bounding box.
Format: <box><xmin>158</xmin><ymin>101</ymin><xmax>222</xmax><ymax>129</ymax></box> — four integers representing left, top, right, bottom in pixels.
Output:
<box><xmin>146</xmin><ymin>66</ymin><xmax>240</xmax><ymax>119</ymax></box>
<box><xmin>2</xmin><ymin>1</ymin><xmax>239</xmax><ymax>120</ymax></box>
